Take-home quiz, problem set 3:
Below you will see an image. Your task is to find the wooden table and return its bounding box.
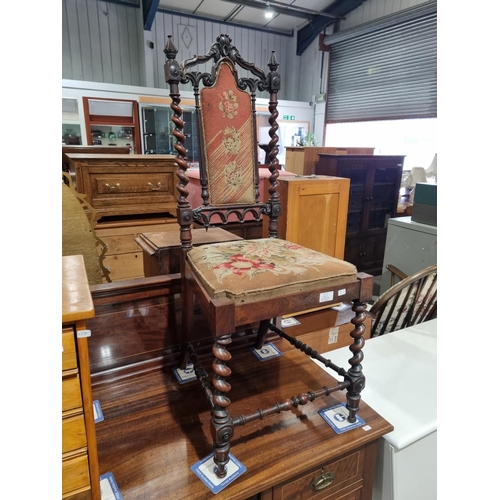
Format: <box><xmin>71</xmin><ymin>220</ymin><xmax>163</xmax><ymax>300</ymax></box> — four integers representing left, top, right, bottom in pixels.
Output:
<box><xmin>136</xmin><ymin>227</ymin><xmax>243</xmax><ymax>276</ymax></box>
<box><xmin>93</xmin><ymin>347</ymin><xmax>393</xmax><ymax>499</ymax></box>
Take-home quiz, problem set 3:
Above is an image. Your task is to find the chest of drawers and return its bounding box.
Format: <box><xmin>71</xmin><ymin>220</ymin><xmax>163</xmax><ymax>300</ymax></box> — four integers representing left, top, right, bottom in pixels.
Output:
<box><xmin>62</xmin><ymin>255</ymin><xmax>100</xmax><ymax>500</ymax></box>
<box><xmin>67</xmin><ymin>153</ymin><xmax>178</xmax><ymax>219</ymax></box>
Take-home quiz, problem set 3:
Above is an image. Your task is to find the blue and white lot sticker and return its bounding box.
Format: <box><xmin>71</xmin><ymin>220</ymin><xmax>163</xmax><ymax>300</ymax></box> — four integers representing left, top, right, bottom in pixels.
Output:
<box><xmin>318</xmin><ymin>402</ymin><xmax>366</xmax><ymax>434</ymax></box>
<box><xmin>93</xmin><ymin>400</ymin><xmax>104</xmax><ymax>423</ymax></box>
<box><xmin>191</xmin><ymin>452</ymin><xmax>247</xmax><ymax>494</ymax></box>
<box><xmin>173</xmin><ymin>363</ymin><xmax>206</xmax><ymax>384</ymax></box>
<box><xmin>100</xmin><ymin>472</ymin><xmax>124</xmax><ymax>500</ymax></box>
<box><xmin>251</xmin><ymin>342</ymin><xmax>283</xmax><ymax>361</ymax></box>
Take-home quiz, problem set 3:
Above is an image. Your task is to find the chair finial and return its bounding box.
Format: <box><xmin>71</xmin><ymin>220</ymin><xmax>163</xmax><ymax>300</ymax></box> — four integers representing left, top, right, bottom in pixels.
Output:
<box><xmin>164</xmin><ymin>35</ymin><xmax>178</xmax><ymax>60</ymax></box>
<box><xmin>164</xmin><ymin>35</ymin><xmax>181</xmax><ymax>83</ymax></box>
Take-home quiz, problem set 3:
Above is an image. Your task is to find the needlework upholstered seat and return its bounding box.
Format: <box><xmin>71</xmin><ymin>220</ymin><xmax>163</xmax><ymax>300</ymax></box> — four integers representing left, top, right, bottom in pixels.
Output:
<box><xmin>164</xmin><ymin>33</ymin><xmax>373</xmax><ymax>479</ymax></box>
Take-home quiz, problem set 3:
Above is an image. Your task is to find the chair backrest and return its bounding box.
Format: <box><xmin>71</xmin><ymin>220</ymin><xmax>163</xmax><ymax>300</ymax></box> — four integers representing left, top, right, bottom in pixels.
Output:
<box><xmin>62</xmin><ymin>171</ymin><xmax>111</xmax><ymax>285</ymax></box>
<box><xmin>164</xmin><ymin>33</ymin><xmax>282</xmax><ymax>251</ymax></box>
<box><xmin>370</xmin><ymin>264</ymin><xmax>437</xmax><ymax>336</ymax></box>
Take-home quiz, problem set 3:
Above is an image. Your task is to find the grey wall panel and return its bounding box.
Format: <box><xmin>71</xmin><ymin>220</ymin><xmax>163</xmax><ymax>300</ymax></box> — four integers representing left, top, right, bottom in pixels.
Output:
<box><xmin>63</xmin><ymin>0</ymin><xmax>84</xmax><ymax>81</ymax></box>
<box><xmin>62</xmin><ymin>0</ymin><xmax>142</xmax><ymax>86</ymax></box>
<box><xmin>87</xmin><ymin>2</ymin><xmax>104</xmax><ymax>82</ymax></box>
<box><xmin>150</xmin><ymin>12</ymin><xmax>292</xmax><ymax>100</ymax></box>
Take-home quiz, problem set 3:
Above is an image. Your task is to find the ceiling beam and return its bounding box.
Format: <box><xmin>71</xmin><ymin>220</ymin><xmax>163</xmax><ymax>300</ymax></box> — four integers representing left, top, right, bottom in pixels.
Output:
<box><xmin>143</xmin><ymin>0</ymin><xmax>160</xmax><ymax>30</ymax></box>
<box><xmin>297</xmin><ymin>0</ymin><xmax>367</xmax><ymax>55</ymax></box>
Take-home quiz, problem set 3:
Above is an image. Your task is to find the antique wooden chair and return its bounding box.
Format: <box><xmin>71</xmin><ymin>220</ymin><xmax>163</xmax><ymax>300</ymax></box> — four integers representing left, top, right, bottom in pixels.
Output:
<box><xmin>370</xmin><ymin>264</ymin><xmax>437</xmax><ymax>337</ymax></box>
<box><xmin>164</xmin><ymin>33</ymin><xmax>374</xmax><ymax>478</ymax></box>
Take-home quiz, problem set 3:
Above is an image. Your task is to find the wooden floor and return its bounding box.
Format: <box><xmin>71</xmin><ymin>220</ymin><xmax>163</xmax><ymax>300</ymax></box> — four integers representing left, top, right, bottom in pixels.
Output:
<box><xmin>92</xmin><ymin>344</ymin><xmax>392</xmax><ymax>500</ymax></box>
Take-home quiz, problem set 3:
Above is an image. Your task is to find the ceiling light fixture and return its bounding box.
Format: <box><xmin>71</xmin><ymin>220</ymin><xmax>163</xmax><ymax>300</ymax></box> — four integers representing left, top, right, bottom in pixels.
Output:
<box><xmin>265</xmin><ymin>2</ymin><xmax>274</xmax><ymax>19</ymax></box>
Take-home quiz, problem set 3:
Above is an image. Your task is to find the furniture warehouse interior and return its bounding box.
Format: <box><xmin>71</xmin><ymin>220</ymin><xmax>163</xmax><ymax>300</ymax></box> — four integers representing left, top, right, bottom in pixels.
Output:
<box><xmin>163</xmin><ymin>33</ymin><xmax>375</xmax><ymax>486</ymax></box>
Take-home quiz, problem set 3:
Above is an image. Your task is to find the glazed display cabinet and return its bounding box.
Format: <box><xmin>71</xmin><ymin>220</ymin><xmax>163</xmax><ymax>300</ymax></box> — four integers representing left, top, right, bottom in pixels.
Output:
<box><xmin>316</xmin><ymin>154</ymin><xmax>404</xmax><ymax>275</ymax></box>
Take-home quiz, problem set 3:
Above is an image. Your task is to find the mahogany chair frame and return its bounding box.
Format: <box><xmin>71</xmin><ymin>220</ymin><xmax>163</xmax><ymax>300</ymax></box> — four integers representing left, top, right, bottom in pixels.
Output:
<box><xmin>164</xmin><ymin>33</ymin><xmax>373</xmax><ymax>478</ymax></box>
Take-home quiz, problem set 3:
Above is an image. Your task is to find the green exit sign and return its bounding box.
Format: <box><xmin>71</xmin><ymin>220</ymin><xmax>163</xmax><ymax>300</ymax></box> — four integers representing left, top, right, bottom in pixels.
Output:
<box><xmin>282</xmin><ymin>115</ymin><xmax>295</xmax><ymax>120</ymax></box>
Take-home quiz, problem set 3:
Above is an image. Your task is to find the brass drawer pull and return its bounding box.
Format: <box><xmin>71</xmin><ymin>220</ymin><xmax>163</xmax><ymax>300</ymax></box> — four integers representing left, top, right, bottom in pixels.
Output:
<box><xmin>310</xmin><ymin>471</ymin><xmax>335</xmax><ymax>491</ymax></box>
<box><xmin>105</xmin><ymin>183</ymin><xmax>120</xmax><ymax>191</ymax></box>
<box><xmin>148</xmin><ymin>182</ymin><xmax>162</xmax><ymax>191</ymax></box>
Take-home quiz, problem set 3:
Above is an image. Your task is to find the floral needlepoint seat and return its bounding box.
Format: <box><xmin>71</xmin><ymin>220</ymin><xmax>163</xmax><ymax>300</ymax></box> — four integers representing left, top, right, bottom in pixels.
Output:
<box><xmin>188</xmin><ymin>238</ymin><xmax>358</xmax><ymax>302</ymax></box>
<box><xmin>164</xmin><ymin>32</ymin><xmax>374</xmax><ymax>481</ymax></box>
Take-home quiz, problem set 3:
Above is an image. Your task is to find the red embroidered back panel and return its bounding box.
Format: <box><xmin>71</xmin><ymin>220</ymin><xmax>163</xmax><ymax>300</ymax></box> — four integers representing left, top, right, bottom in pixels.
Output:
<box><xmin>200</xmin><ymin>61</ymin><xmax>257</xmax><ymax>206</ymax></box>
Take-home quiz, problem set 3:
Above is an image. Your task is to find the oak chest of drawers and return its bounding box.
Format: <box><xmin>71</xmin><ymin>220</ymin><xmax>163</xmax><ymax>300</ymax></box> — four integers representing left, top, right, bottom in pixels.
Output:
<box><xmin>67</xmin><ymin>153</ymin><xmax>178</xmax><ymax>219</ymax></box>
<box><xmin>62</xmin><ymin>255</ymin><xmax>100</xmax><ymax>500</ymax></box>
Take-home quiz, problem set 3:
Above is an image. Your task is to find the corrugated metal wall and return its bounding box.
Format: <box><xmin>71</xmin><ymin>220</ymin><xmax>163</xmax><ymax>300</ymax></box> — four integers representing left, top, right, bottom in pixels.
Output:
<box><xmin>61</xmin><ymin>0</ymin><xmax>426</xmax><ymax>102</ymax></box>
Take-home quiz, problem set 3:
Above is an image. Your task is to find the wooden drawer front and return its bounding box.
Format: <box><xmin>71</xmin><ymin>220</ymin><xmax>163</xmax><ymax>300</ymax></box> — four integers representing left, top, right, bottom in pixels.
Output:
<box><xmin>62</xmin><ymin>486</ymin><xmax>92</xmax><ymax>500</ymax></box>
<box><xmin>62</xmin><ymin>328</ymin><xmax>77</xmax><ymax>371</ymax></box>
<box><xmin>62</xmin><ymin>452</ymin><xmax>90</xmax><ymax>495</ymax></box>
<box><xmin>63</xmin><ymin>413</ymin><xmax>87</xmax><ymax>454</ymax></box>
<box><xmin>62</xmin><ymin>374</ymin><xmax>83</xmax><ymax>412</ymax></box>
<box><xmin>103</xmin><ymin>251</ymin><xmax>143</xmax><ymax>280</ymax></box>
<box><xmin>102</xmin><ymin>233</ymin><xmax>139</xmax><ymax>255</ymax></box>
<box><xmin>275</xmin><ymin>450</ymin><xmax>363</xmax><ymax>500</ymax></box>
<box><xmin>94</xmin><ymin>173</ymin><xmax>174</xmax><ymax>197</ymax></box>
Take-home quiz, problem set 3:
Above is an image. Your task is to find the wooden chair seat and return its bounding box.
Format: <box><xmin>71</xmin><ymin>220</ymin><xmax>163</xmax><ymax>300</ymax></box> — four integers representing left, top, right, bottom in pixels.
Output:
<box><xmin>187</xmin><ymin>238</ymin><xmax>357</xmax><ymax>302</ymax></box>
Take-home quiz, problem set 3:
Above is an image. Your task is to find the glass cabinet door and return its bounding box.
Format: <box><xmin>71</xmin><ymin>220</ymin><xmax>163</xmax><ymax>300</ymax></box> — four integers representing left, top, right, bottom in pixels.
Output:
<box><xmin>339</xmin><ymin>166</ymin><xmax>368</xmax><ymax>234</ymax></box>
<box><xmin>140</xmin><ymin>105</ymin><xmax>199</xmax><ymax>162</ymax></box>
<box><xmin>368</xmin><ymin>167</ymin><xmax>400</xmax><ymax>230</ymax></box>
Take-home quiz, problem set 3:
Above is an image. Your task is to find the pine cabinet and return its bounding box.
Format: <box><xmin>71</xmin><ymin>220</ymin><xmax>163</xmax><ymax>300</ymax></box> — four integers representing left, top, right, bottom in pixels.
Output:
<box><xmin>263</xmin><ymin>175</ymin><xmax>350</xmax><ymax>259</ymax></box>
<box><xmin>316</xmin><ymin>155</ymin><xmax>404</xmax><ymax>275</ymax></box>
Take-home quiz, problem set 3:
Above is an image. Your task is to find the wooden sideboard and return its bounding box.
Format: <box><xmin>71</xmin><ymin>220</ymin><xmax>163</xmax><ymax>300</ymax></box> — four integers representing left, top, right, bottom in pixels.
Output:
<box><xmin>66</xmin><ymin>153</ymin><xmax>180</xmax><ymax>280</ymax></box>
<box><xmin>263</xmin><ymin>175</ymin><xmax>350</xmax><ymax>260</ymax></box>
<box><xmin>285</xmin><ymin>147</ymin><xmax>375</xmax><ymax>176</ymax></box>
<box><xmin>62</xmin><ymin>255</ymin><xmax>100</xmax><ymax>500</ymax></box>
<box><xmin>67</xmin><ymin>153</ymin><xmax>178</xmax><ymax>219</ymax></box>
<box><xmin>62</xmin><ymin>146</ymin><xmax>130</xmax><ymax>186</ymax></box>
<box><xmin>316</xmin><ymin>155</ymin><xmax>404</xmax><ymax>276</ymax></box>
<box><xmin>92</xmin><ymin>346</ymin><xmax>392</xmax><ymax>499</ymax></box>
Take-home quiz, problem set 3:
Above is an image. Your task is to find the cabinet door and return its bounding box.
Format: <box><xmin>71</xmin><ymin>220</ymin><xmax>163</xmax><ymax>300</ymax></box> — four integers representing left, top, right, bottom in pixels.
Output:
<box><xmin>367</xmin><ymin>166</ymin><xmax>401</xmax><ymax>231</ymax></box>
<box><xmin>343</xmin><ymin>233</ymin><xmax>386</xmax><ymax>275</ymax></box>
<box><xmin>338</xmin><ymin>166</ymin><xmax>369</xmax><ymax>235</ymax></box>
<box><xmin>357</xmin><ymin>232</ymin><xmax>386</xmax><ymax>275</ymax></box>
<box><xmin>280</xmin><ymin>178</ymin><xmax>349</xmax><ymax>259</ymax></box>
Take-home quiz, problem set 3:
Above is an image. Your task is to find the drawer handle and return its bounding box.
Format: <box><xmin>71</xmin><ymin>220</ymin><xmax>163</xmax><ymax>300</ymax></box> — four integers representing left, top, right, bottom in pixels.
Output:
<box><xmin>105</xmin><ymin>183</ymin><xmax>120</xmax><ymax>191</ymax></box>
<box><xmin>148</xmin><ymin>182</ymin><xmax>162</xmax><ymax>191</ymax></box>
<box><xmin>310</xmin><ymin>471</ymin><xmax>335</xmax><ymax>491</ymax></box>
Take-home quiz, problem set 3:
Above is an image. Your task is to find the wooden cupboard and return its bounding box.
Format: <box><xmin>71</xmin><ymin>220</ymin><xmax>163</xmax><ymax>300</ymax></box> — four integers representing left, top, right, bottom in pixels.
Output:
<box><xmin>263</xmin><ymin>175</ymin><xmax>350</xmax><ymax>259</ymax></box>
<box><xmin>285</xmin><ymin>146</ymin><xmax>375</xmax><ymax>176</ymax></box>
<box><xmin>62</xmin><ymin>255</ymin><xmax>100</xmax><ymax>500</ymax></box>
<box><xmin>316</xmin><ymin>154</ymin><xmax>404</xmax><ymax>276</ymax></box>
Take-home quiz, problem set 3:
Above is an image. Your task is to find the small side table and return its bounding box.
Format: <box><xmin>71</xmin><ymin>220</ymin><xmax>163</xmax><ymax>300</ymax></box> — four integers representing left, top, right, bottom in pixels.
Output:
<box><xmin>136</xmin><ymin>227</ymin><xmax>243</xmax><ymax>276</ymax></box>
